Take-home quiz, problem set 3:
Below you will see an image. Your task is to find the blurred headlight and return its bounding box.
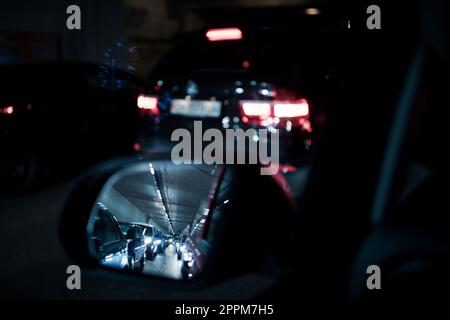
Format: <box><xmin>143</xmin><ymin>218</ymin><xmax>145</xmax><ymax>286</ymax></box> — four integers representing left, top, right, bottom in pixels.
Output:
<box><xmin>144</xmin><ymin>236</ymin><xmax>153</xmax><ymax>245</ymax></box>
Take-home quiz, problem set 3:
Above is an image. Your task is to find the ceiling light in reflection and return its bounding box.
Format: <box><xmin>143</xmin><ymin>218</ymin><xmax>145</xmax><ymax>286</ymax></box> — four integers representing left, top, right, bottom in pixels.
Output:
<box><xmin>97</xmin><ymin>202</ymin><xmax>107</xmax><ymax>210</ymax></box>
<box><xmin>149</xmin><ymin>165</ymin><xmax>155</xmax><ymax>176</ymax></box>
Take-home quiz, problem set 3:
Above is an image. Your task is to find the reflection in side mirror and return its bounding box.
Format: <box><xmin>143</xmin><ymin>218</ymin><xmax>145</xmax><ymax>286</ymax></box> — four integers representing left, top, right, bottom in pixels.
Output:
<box><xmin>86</xmin><ymin>161</ymin><xmax>230</xmax><ymax>281</ymax></box>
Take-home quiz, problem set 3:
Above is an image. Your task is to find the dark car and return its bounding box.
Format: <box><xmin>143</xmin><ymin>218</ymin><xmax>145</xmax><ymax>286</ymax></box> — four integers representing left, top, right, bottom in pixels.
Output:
<box><xmin>137</xmin><ymin>26</ymin><xmax>326</xmax><ymax>161</ymax></box>
<box><xmin>175</xmin><ymin>238</ymin><xmax>183</xmax><ymax>260</ymax></box>
<box><xmin>0</xmin><ymin>62</ymin><xmax>142</xmax><ymax>195</ymax></box>
<box><xmin>131</xmin><ymin>223</ymin><xmax>158</xmax><ymax>260</ymax></box>
<box><xmin>154</xmin><ymin>235</ymin><xmax>164</xmax><ymax>254</ymax></box>
<box><xmin>90</xmin><ymin>206</ymin><xmax>129</xmax><ymax>271</ymax></box>
<box><xmin>119</xmin><ymin>223</ymin><xmax>147</xmax><ymax>273</ymax></box>
<box><xmin>153</xmin><ymin>233</ymin><xmax>169</xmax><ymax>254</ymax></box>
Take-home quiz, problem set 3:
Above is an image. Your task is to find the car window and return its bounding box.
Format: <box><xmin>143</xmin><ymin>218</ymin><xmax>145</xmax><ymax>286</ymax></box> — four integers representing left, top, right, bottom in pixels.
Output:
<box><xmin>144</xmin><ymin>227</ymin><xmax>154</xmax><ymax>237</ymax></box>
<box><xmin>150</xmin><ymin>32</ymin><xmax>315</xmax><ymax>88</ymax></box>
<box><xmin>93</xmin><ymin>213</ymin><xmax>123</xmax><ymax>244</ymax></box>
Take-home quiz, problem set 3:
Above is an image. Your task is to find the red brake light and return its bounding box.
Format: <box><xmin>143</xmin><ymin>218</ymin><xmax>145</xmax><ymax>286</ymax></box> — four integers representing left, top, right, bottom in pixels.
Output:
<box><xmin>273</xmin><ymin>99</ymin><xmax>309</xmax><ymax>118</ymax></box>
<box><xmin>133</xmin><ymin>142</ymin><xmax>142</xmax><ymax>152</ymax></box>
<box><xmin>137</xmin><ymin>95</ymin><xmax>158</xmax><ymax>110</ymax></box>
<box><xmin>240</xmin><ymin>101</ymin><xmax>271</xmax><ymax>119</ymax></box>
<box><xmin>0</xmin><ymin>106</ymin><xmax>14</xmax><ymax>115</ymax></box>
<box><xmin>206</xmin><ymin>28</ymin><xmax>243</xmax><ymax>42</ymax></box>
<box><xmin>240</xmin><ymin>98</ymin><xmax>310</xmax><ymax>127</ymax></box>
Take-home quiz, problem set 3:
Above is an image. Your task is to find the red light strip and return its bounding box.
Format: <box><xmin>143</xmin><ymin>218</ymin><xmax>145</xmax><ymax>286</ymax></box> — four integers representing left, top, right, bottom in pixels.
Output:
<box><xmin>206</xmin><ymin>28</ymin><xmax>243</xmax><ymax>41</ymax></box>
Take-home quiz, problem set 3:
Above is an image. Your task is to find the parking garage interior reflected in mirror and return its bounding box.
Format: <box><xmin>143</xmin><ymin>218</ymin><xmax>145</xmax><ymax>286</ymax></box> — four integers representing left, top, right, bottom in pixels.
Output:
<box><xmin>86</xmin><ymin>161</ymin><xmax>229</xmax><ymax>280</ymax></box>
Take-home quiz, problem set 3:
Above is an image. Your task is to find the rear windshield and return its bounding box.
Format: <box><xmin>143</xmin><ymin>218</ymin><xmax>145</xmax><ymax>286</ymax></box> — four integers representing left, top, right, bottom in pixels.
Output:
<box><xmin>150</xmin><ymin>30</ymin><xmax>322</xmax><ymax>87</ymax></box>
<box><xmin>145</xmin><ymin>227</ymin><xmax>154</xmax><ymax>236</ymax></box>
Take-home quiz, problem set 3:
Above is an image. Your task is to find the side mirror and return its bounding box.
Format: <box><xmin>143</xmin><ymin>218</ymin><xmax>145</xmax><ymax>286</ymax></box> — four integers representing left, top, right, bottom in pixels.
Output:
<box><xmin>93</xmin><ymin>238</ymin><xmax>101</xmax><ymax>253</ymax></box>
<box><xmin>59</xmin><ymin>156</ymin><xmax>297</xmax><ymax>285</ymax></box>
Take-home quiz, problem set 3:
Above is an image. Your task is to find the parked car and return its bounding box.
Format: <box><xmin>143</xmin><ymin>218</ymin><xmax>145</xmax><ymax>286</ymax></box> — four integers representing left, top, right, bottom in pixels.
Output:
<box><xmin>153</xmin><ymin>234</ymin><xmax>169</xmax><ymax>254</ymax></box>
<box><xmin>137</xmin><ymin>25</ymin><xmax>327</xmax><ymax>161</ymax></box>
<box><xmin>175</xmin><ymin>236</ymin><xmax>183</xmax><ymax>260</ymax></box>
<box><xmin>0</xmin><ymin>62</ymin><xmax>142</xmax><ymax>196</ymax></box>
<box><xmin>90</xmin><ymin>205</ymin><xmax>129</xmax><ymax>271</ymax></box>
<box><xmin>131</xmin><ymin>223</ymin><xmax>158</xmax><ymax>260</ymax></box>
<box><xmin>119</xmin><ymin>223</ymin><xmax>147</xmax><ymax>273</ymax></box>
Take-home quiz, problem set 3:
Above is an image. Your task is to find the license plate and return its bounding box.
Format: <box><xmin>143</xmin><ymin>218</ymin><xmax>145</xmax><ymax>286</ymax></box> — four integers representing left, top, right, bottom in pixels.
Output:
<box><xmin>170</xmin><ymin>99</ymin><xmax>222</xmax><ymax>118</ymax></box>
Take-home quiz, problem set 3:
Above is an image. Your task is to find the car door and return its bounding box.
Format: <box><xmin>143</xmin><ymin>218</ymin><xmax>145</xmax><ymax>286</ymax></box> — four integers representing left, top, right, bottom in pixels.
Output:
<box><xmin>95</xmin><ymin>213</ymin><xmax>128</xmax><ymax>270</ymax></box>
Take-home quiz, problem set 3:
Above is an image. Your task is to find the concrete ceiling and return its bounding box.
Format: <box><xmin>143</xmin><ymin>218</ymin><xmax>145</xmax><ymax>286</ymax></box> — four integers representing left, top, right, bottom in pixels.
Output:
<box><xmin>112</xmin><ymin>162</ymin><xmax>222</xmax><ymax>234</ymax></box>
<box><xmin>125</xmin><ymin>0</ymin><xmax>315</xmax><ymax>37</ymax></box>
<box><xmin>124</xmin><ymin>0</ymin><xmax>323</xmax><ymax>76</ymax></box>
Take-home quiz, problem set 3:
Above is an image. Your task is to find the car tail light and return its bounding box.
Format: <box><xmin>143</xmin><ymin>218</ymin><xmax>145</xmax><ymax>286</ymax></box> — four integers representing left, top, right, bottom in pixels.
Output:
<box><xmin>137</xmin><ymin>95</ymin><xmax>158</xmax><ymax>110</ymax></box>
<box><xmin>0</xmin><ymin>106</ymin><xmax>14</xmax><ymax>115</ymax></box>
<box><xmin>273</xmin><ymin>99</ymin><xmax>309</xmax><ymax>118</ymax></box>
<box><xmin>206</xmin><ymin>28</ymin><xmax>243</xmax><ymax>42</ymax></box>
<box><xmin>240</xmin><ymin>101</ymin><xmax>271</xmax><ymax>119</ymax></box>
<box><xmin>239</xmin><ymin>99</ymin><xmax>310</xmax><ymax>127</ymax></box>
